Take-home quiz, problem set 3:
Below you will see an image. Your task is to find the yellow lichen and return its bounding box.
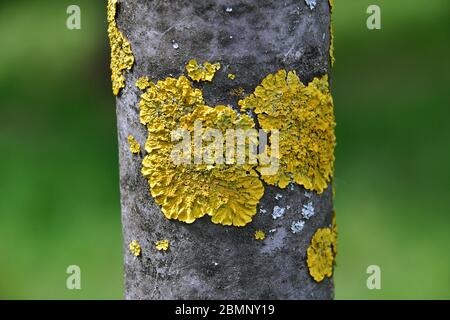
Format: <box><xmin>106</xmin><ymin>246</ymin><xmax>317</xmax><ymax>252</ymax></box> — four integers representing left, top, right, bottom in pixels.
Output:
<box><xmin>228</xmin><ymin>73</ymin><xmax>236</xmax><ymax>80</ymax></box>
<box><xmin>136</xmin><ymin>76</ymin><xmax>151</xmax><ymax>90</ymax></box>
<box><xmin>307</xmin><ymin>227</ymin><xmax>335</xmax><ymax>282</ymax></box>
<box><xmin>255</xmin><ymin>230</ymin><xmax>266</xmax><ymax>240</ymax></box>
<box><xmin>139</xmin><ymin>75</ymin><xmax>264</xmax><ymax>227</ymax></box>
<box><xmin>239</xmin><ymin>70</ymin><xmax>336</xmax><ymax>193</ymax></box>
<box><xmin>230</xmin><ymin>87</ymin><xmax>245</xmax><ymax>97</ymax></box>
<box><xmin>127</xmin><ymin>135</ymin><xmax>140</xmax><ymax>154</ymax></box>
<box><xmin>186</xmin><ymin>59</ymin><xmax>221</xmax><ymax>82</ymax></box>
<box><xmin>129</xmin><ymin>240</ymin><xmax>141</xmax><ymax>257</ymax></box>
<box><xmin>107</xmin><ymin>0</ymin><xmax>134</xmax><ymax>96</ymax></box>
<box><xmin>330</xmin><ymin>16</ymin><xmax>335</xmax><ymax>66</ymax></box>
<box><xmin>138</xmin><ymin>65</ymin><xmax>335</xmax><ymax>226</ymax></box>
<box><xmin>155</xmin><ymin>239</ymin><xmax>169</xmax><ymax>251</ymax></box>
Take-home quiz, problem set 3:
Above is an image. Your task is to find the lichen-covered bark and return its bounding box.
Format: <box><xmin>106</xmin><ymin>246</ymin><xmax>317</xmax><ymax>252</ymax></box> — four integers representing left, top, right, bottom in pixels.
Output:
<box><xmin>115</xmin><ymin>0</ymin><xmax>334</xmax><ymax>299</ymax></box>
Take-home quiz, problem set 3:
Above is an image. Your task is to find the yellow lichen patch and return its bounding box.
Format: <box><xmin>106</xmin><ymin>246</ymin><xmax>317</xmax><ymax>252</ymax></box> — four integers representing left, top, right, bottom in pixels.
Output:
<box><xmin>186</xmin><ymin>59</ymin><xmax>221</xmax><ymax>82</ymax></box>
<box><xmin>107</xmin><ymin>0</ymin><xmax>134</xmax><ymax>96</ymax></box>
<box><xmin>228</xmin><ymin>73</ymin><xmax>236</xmax><ymax>80</ymax></box>
<box><xmin>307</xmin><ymin>227</ymin><xmax>335</xmax><ymax>282</ymax></box>
<box><xmin>129</xmin><ymin>240</ymin><xmax>141</xmax><ymax>257</ymax></box>
<box><xmin>127</xmin><ymin>135</ymin><xmax>140</xmax><ymax>154</ymax></box>
<box><xmin>239</xmin><ymin>70</ymin><xmax>336</xmax><ymax>193</ymax></box>
<box><xmin>139</xmin><ymin>76</ymin><xmax>264</xmax><ymax>227</ymax></box>
<box><xmin>155</xmin><ymin>239</ymin><xmax>169</xmax><ymax>251</ymax></box>
<box><xmin>255</xmin><ymin>230</ymin><xmax>266</xmax><ymax>240</ymax></box>
<box><xmin>330</xmin><ymin>19</ymin><xmax>335</xmax><ymax>66</ymax></box>
<box><xmin>136</xmin><ymin>76</ymin><xmax>151</xmax><ymax>90</ymax></box>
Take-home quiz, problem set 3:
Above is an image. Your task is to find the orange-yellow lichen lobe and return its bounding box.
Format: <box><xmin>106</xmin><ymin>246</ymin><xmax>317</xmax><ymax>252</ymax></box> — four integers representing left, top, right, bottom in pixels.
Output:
<box><xmin>329</xmin><ymin>0</ymin><xmax>335</xmax><ymax>66</ymax></box>
<box><xmin>330</xmin><ymin>21</ymin><xmax>335</xmax><ymax>66</ymax></box>
<box><xmin>139</xmin><ymin>74</ymin><xmax>264</xmax><ymax>227</ymax></box>
<box><xmin>129</xmin><ymin>240</ymin><xmax>141</xmax><ymax>257</ymax></box>
<box><xmin>239</xmin><ymin>70</ymin><xmax>336</xmax><ymax>193</ymax></box>
<box><xmin>107</xmin><ymin>0</ymin><xmax>134</xmax><ymax>96</ymax></box>
<box><xmin>155</xmin><ymin>239</ymin><xmax>170</xmax><ymax>251</ymax></box>
<box><xmin>228</xmin><ymin>73</ymin><xmax>236</xmax><ymax>80</ymax></box>
<box><xmin>127</xmin><ymin>135</ymin><xmax>140</xmax><ymax>154</ymax></box>
<box><xmin>136</xmin><ymin>76</ymin><xmax>151</xmax><ymax>90</ymax></box>
<box><xmin>186</xmin><ymin>59</ymin><xmax>221</xmax><ymax>82</ymax></box>
<box><xmin>255</xmin><ymin>230</ymin><xmax>266</xmax><ymax>240</ymax></box>
<box><xmin>307</xmin><ymin>227</ymin><xmax>336</xmax><ymax>282</ymax></box>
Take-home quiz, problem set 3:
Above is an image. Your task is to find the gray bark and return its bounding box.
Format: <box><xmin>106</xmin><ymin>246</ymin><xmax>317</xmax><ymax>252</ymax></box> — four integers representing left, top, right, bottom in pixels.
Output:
<box><xmin>116</xmin><ymin>0</ymin><xmax>333</xmax><ymax>299</ymax></box>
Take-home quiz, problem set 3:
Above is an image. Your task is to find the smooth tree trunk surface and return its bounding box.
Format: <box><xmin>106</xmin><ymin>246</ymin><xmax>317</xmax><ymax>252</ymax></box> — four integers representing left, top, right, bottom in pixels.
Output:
<box><xmin>116</xmin><ymin>0</ymin><xmax>334</xmax><ymax>299</ymax></box>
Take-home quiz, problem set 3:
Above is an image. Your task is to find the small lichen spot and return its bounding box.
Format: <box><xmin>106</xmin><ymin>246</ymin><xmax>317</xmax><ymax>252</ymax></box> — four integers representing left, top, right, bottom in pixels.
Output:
<box><xmin>228</xmin><ymin>73</ymin><xmax>236</xmax><ymax>80</ymax></box>
<box><xmin>291</xmin><ymin>220</ymin><xmax>305</xmax><ymax>234</ymax></box>
<box><xmin>136</xmin><ymin>76</ymin><xmax>151</xmax><ymax>90</ymax></box>
<box><xmin>255</xmin><ymin>230</ymin><xmax>266</xmax><ymax>240</ymax></box>
<box><xmin>272</xmin><ymin>206</ymin><xmax>286</xmax><ymax>220</ymax></box>
<box><xmin>127</xmin><ymin>135</ymin><xmax>140</xmax><ymax>154</ymax></box>
<box><xmin>155</xmin><ymin>239</ymin><xmax>170</xmax><ymax>251</ymax></box>
<box><xmin>129</xmin><ymin>240</ymin><xmax>141</xmax><ymax>257</ymax></box>
<box><xmin>186</xmin><ymin>59</ymin><xmax>221</xmax><ymax>82</ymax></box>
<box><xmin>305</xmin><ymin>0</ymin><xmax>317</xmax><ymax>10</ymax></box>
<box><xmin>307</xmin><ymin>227</ymin><xmax>336</xmax><ymax>282</ymax></box>
<box><xmin>302</xmin><ymin>202</ymin><xmax>315</xmax><ymax>219</ymax></box>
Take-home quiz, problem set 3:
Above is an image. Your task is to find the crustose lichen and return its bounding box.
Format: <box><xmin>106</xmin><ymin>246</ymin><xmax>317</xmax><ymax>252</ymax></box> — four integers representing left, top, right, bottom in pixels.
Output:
<box><xmin>139</xmin><ymin>75</ymin><xmax>264</xmax><ymax>227</ymax></box>
<box><xmin>107</xmin><ymin>0</ymin><xmax>134</xmax><ymax>96</ymax></box>
<box><xmin>137</xmin><ymin>62</ymin><xmax>335</xmax><ymax>227</ymax></box>
<box><xmin>239</xmin><ymin>70</ymin><xmax>336</xmax><ymax>193</ymax></box>
<box><xmin>186</xmin><ymin>59</ymin><xmax>221</xmax><ymax>82</ymax></box>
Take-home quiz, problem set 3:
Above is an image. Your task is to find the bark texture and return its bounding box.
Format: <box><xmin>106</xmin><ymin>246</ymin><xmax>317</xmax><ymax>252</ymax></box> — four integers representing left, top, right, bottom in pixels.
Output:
<box><xmin>116</xmin><ymin>0</ymin><xmax>334</xmax><ymax>299</ymax></box>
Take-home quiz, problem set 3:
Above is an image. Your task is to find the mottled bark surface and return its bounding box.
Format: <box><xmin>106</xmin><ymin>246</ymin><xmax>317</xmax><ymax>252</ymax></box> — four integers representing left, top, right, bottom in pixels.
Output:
<box><xmin>116</xmin><ymin>0</ymin><xmax>333</xmax><ymax>299</ymax></box>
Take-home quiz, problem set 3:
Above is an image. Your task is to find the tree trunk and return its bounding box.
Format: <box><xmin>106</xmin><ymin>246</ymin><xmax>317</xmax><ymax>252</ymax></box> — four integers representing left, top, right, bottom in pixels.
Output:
<box><xmin>114</xmin><ymin>0</ymin><xmax>334</xmax><ymax>299</ymax></box>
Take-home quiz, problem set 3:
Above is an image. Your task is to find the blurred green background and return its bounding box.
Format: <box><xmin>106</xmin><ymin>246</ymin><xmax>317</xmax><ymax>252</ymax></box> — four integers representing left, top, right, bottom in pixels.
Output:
<box><xmin>0</xmin><ymin>0</ymin><xmax>448</xmax><ymax>299</ymax></box>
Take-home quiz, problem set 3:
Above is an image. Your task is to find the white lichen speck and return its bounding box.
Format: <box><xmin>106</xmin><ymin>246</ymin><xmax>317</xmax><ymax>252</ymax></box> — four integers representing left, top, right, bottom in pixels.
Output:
<box><xmin>275</xmin><ymin>193</ymin><xmax>283</xmax><ymax>200</ymax></box>
<box><xmin>301</xmin><ymin>202</ymin><xmax>315</xmax><ymax>219</ymax></box>
<box><xmin>272</xmin><ymin>206</ymin><xmax>286</xmax><ymax>220</ymax></box>
<box><xmin>305</xmin><ymin>0</ymin><xmax>317</xmax><ymax>10</ymax></box>
<box><xmin>225</xmin><ymin>7</ymin><xmax>233</xmax><ymax>12</ymax></box>
<box><xmin>291</xmin><ymin>221</ymin><xmax>305</xmax><ymax>234</ymax></box>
